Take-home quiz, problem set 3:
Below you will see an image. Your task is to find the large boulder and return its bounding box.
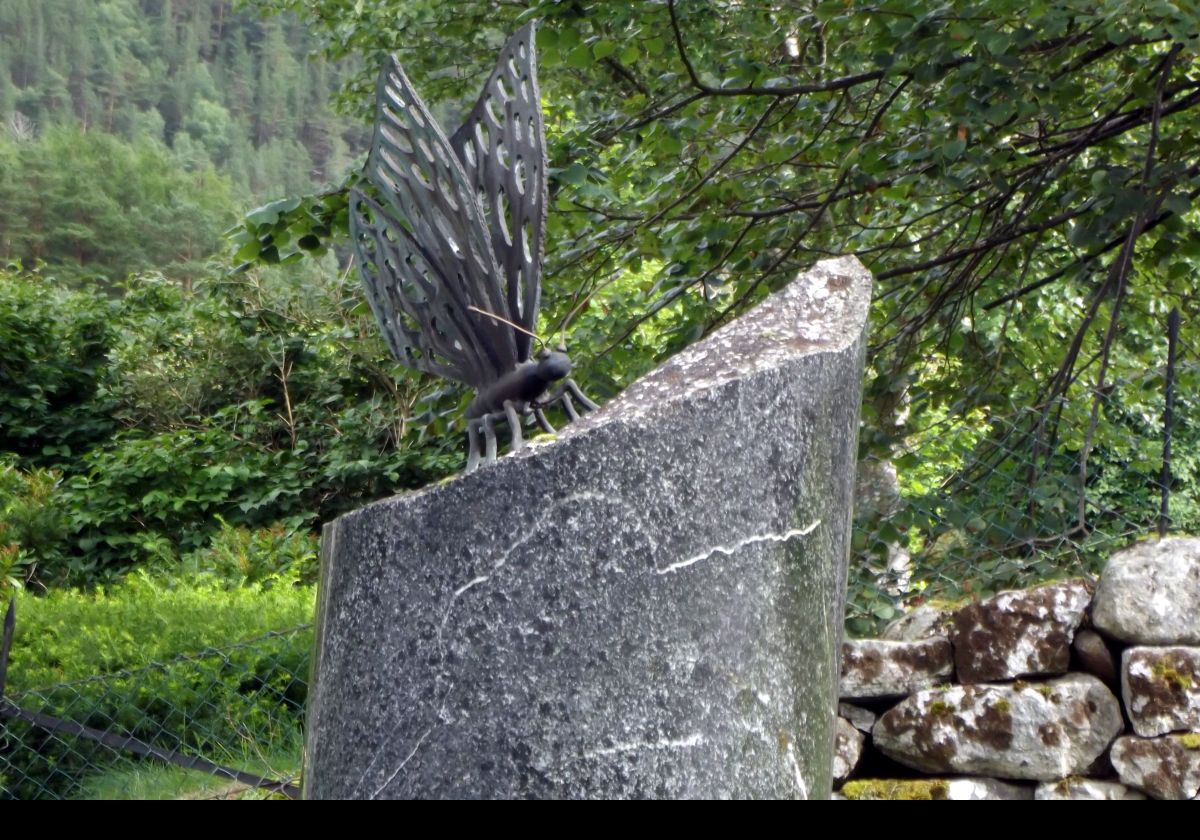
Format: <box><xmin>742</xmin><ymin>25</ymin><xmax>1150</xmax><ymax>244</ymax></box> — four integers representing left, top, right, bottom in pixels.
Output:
<box><xmin>949</xmin><ymin>581</ymin><xmax>1092</xmax><ymax>683</ymax></box>
<box><xmin>1092</xmin><ymin>537</ymin><xmax>1200</xmax><ymax>645</ymax></box>
<box><xmin>840</xmin><ymin>637</ymin><xmax>954</xmax><ymax>700</ymax></box>
<box><xmin>1034</xmin><ymin>779</ymin><xmax>1146</xmax><ymax>800</ymax></box>
<box><xmin>833</xmin><ymin>717</ymin><xmax>864</xmax><ymax>783</ymax></box>
<box><xmin>1110</xmin><ymin>735</ymin><xmax>1200</xmax><ymax>800</ymax></box>
<box><xmin>838</xmin><ymin>702</ymin><xmax>876</xmax><ymax>733</ymax></box>
<box><xmin>1073</xmin><ymin>628</ymin><xmax>1120</xmax><ymax>690</ymax></box>
<box><xmin>873</xmin><ymin>674</ymin><xmax>1123</xmax><ymax>781</ymax></box>
<box><xmin>1122</xmin><ymin>646</ymin><xmax>1200</xmax><ymax>737</ymax></box>
<box><xmin>304</xmin><ymin>258</ymin><xmax>873</xmax><ymax>799</ymax></box>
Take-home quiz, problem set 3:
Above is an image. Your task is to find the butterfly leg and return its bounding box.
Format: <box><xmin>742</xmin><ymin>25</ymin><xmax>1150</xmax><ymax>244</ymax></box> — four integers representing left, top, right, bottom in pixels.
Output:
<box><xmin>482</xmin><ymin>413</ymin><xmax>499</xmax><ymax>462</ymax></box>
<box><xmin>466</xmin><ymin>418</ymin><xmax>483</xmax><ymax>473</ymax></box>
<box><xmin>561</xmin><ymin>390</ymin><xmax>580</xmax><ymax>422</ymax></box>
<box><xmin>503</xmin><ymin>401</ymin><xmax>524</xmax><ymax>451</ymax></box>
<box><xmin>563</xmin><ymin>378</ymin><xmax>599</xmax><ymax>412</ymax></box>
<box><xmin>531</xmin><ymin>378</ymin><xmax>599</xmax><ymax>426</ymax></box>
<box><xmin>532</xmin><ymin>386</ymin><xmax>563</xmax><ymax>410</ymax></box>
<box><xmin>533</xmin><ymin>408</ymin><xmax>556</xmax><ymax>434</ymax></box>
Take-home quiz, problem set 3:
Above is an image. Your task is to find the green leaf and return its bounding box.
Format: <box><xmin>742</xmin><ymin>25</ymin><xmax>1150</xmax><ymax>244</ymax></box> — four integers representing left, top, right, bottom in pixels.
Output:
<box><xmin>871</xmin><ymin>602</ymin><xmax>897</xmax><ymax>620</ymax></box>
<box><xmin>1164</xmin><ymin>193</ymin><xmax>1192</xmax><ymax>216</ymax></box>
<box><xmin>557</xmin><ymin>162</ymin><xmax>589</xmax><ymax>186</ymax></box>
<box><xmin>566</xmin><ymin>43</ymin><xmax>592</xmax><ymax>69</ymax></box>
<box><xmin>234</xmin><ymin>239</ymin><xmax>261</xmax><ymax>262</ymax></box>
<box><xmin>592</xmin><ymin>40</ymin><xmax>616</xmax><ymax>60</ymax></box>
<box><xmin>245</xmin><ymin>198</ymin><xmax>301</xmax><ymax>227</ymax></box>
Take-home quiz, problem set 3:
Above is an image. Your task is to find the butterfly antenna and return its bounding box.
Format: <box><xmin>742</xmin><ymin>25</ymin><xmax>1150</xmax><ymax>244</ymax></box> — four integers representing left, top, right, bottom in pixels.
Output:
<box><xmin>467</xmin><ymin>305</ymin><xmax>546</xmax><ymax>350</ymax></box>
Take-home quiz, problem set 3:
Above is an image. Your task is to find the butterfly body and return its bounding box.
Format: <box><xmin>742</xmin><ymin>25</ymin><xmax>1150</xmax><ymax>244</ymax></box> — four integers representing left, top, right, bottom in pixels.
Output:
<box><xmin>467</xmin><ymin>351</ymin><xmax>572</xmax><ymax>420</ymax></box>
<box><xmin>349</xmin><ymin>22</ymin><xmax>598</xmax><ymax>472</ymax></box>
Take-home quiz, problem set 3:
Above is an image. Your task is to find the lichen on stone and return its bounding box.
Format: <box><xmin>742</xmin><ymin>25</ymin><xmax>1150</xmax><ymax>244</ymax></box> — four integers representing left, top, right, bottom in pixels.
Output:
<box><xmin>841</xmin><ymin>779</ymin><xmax>950</xmax><ymax>800</ymax></box>
<box><xmin>1176</xmin><ymin>732</ymin><xmax>1200</xmax><ymax>750</ymax></box>
<box><xmin>1153</xmin><ymin>660</ymin><xmax>1194</xmax><ymax>691</ymax></box>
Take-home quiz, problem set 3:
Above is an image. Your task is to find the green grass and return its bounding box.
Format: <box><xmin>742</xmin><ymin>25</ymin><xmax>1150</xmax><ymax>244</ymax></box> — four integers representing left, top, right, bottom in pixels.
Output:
<box><xmin>72</xmin><ymin>731</ymin><xmax>303</xmax><ymax>800</ymax></box>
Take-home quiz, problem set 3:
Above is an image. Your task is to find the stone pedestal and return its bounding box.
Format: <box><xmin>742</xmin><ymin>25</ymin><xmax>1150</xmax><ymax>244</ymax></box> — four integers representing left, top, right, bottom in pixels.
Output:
<box><xmin>304</xmin><ymin>257</ymin><xmax>872</xmax><ymax>799</ymax></box>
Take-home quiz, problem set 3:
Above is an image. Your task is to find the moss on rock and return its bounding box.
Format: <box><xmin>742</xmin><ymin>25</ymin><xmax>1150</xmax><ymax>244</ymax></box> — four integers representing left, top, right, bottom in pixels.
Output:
<box><xmin>841</xmin><ymin>779</ymin><xmax>950</xmax><ymax>800</ymax></box>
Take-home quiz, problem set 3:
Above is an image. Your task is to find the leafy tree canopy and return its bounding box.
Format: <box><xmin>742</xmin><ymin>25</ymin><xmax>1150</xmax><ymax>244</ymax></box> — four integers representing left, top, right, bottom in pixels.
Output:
<box><xmin>243</xmin><ymin>0</ymin><xmax>1200</xmax><ymax>454</ymax></box>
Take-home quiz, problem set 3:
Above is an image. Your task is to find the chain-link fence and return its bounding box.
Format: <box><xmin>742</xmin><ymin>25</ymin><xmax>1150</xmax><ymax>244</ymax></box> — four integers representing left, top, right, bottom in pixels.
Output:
<box><xmin>2</xmin><ymin>335</ymin><xmax>1194</xmax><ymax>798</ymax></box>
<box><xmin>1</xmin><ymin>622</ymin><xmax>311</xmax><ymax>800</ymax></box>
<box><xmin>847</xmin><ymin>339</ymin><xmax>1197</xmax><ymax>635</ymax></box>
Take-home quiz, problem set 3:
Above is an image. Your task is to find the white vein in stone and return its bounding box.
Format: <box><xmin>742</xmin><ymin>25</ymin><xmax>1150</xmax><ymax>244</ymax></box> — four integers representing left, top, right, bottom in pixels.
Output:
<box><xmin>452</xmin><ymin>575</ymin><xmax>489</xmax><ymax>599</ymax></box>
<box><xmin>582</xmin><ymin>733</ymin><xmax>705</xmax><ymax>759</ymax></box>
<box><xmin>433</xmin><ymin>574</ymin><xmax>492</xmax><ymax>656</ymax></box>
<box><xmin>437</xmin><ymin>491</ymin><xmax>634</xmax><ymax>644</ymax></box>
<box><xmin>656</xmin><ymin>519</ymin><xmax>821</xmax><ymax>575</ymax></box>
<box><xmin>785</xmin><ymin>741</ymin><xmax>810</xmax><ymax>800</ymax></box>
<box><xmin>373</xmin><ymin>491</ymin><xmax>648</xmax><ymax>795</ymax></box>
<box><xmin>370</xmin><ymin>726</ymin><xmax>434</xmax><ymax>799</ymax></box>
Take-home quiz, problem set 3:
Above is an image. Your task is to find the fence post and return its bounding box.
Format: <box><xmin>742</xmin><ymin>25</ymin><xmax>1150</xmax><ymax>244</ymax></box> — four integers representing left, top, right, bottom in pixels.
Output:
<box><xmin>1158</xmin><ymin>307</ymin><xmax>1181</xmax><ymax>538</ymax></box>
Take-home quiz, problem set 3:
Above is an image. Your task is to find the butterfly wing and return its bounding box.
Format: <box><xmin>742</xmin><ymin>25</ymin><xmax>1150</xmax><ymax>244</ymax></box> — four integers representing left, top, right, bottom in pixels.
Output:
<box><xmin>449</xmin><ymin>22</ymin><xmax>547</xmax><ymax>364</ymax></box>
<box><xmin>350</xmin><ymin>190</ymin><xmax>484</xmax><ymax>386</ymax></box>
<box><xmin>351</xmin><ymin>55</ymin><xmax>520</xmax><ymax>389</ymax></box>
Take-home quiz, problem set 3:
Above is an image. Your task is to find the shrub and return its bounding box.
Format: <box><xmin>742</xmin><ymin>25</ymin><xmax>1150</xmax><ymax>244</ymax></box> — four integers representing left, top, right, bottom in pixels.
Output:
<box><xmin>177</xmin><ymin>519</ymin><xmax>320</xmax><ymax>589</ymax></box>
<box><xmin>0</xmin><ymin>270</ymin><xmax>117</xmax><ymax>463</ymax></box>
<box><xmin>0</xmin><ymin>263</ymin><xmax>460</xmax><ymax>586</ymax></box>
<box><xmin>0</xmin><ymin>458</ymin><xmax>69</xmax><ymax>592</ymax></box>
<box><xmin>0</xmin><ymin>574</ymin><xmax>315</xmax><ymax>800</ymax></box>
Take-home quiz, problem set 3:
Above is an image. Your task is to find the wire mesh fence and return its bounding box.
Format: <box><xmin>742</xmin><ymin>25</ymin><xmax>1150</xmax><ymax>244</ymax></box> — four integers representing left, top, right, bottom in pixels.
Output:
<box><xmin>1</xmin><ymin>623</ymin><xmax>311</xmax><ymax>800</ymax></box>
<box><xmin>1</xmin><ymin>334</ymin><xmax>1194</xmax><ymax>798</ymax></box>
<box><xmin>847</xmin><ymin>347</ymin><xmax>1198</xmax><ymax>635</ymax></box>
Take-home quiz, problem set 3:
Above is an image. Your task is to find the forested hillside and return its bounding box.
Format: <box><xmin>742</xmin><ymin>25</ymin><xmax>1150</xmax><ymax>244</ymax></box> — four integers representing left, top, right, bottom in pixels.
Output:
<box><xmin>0</xmin><ymin>0</ymin><xmax>364</xmax><ymax>282</ymax></box>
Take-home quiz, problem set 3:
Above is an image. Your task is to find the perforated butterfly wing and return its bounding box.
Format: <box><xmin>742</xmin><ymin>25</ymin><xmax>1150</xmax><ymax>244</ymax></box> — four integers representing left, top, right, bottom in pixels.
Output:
<box><xmin>350</xmin><ymin>56</ymin><xmax>520</xmax><ymax>389</ymax></box>
<box><xmin>448</xmin><ymin>22</ymin><xmax>547</xmax><ymax>364</ymax></box>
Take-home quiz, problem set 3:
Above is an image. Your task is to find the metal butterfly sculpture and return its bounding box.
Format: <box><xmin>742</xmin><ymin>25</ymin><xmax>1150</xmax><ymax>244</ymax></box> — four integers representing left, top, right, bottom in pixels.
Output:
<box><xmin>350</xmin><ymin>22</ymin><xmax>598</xmax><ymax>473</ymax></box>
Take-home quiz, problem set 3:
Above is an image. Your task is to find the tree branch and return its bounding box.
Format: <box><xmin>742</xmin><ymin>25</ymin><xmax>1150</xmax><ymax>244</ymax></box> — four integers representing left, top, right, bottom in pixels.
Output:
<box><xmin>667</xmin><ymin>0</ymin><xmax>888</xmax><ymax>98</ymax></box>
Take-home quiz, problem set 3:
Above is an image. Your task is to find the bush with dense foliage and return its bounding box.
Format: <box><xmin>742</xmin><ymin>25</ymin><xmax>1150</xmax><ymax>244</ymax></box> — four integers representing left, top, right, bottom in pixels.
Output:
<box><xmin>0</xmin><ymin>546</ymin><xmax>316</xmax><ymax>799</ymax></box>
<box><xmin>0</xmin><ymin>271</ymin><xmax>117</xmax><ymax>461</ymax></box>
<box><xmin>0</xmin><ymin>262</ymin><xmax>459</xmax><ymax>589</ymax></box>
